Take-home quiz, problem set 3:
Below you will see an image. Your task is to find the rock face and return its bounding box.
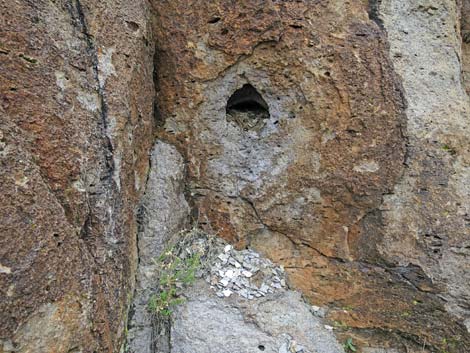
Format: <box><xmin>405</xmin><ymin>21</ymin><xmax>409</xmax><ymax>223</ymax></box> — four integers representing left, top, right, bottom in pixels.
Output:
<box><xmin>150</xmin><ymin>0</ymin><xmax>470</xmax><ymax>351</ymax></box>
<box><xmin>127</xmin><ymin>142</ymin><xmax>190</xmax><ymax>353</ymax></box>
<box><xmin>378</xmin><ymin>0</ymin><xmax>470</xmax><ymax>337</ymax></box>
<box><xmin>2</xmin><ymin>0</ymin><xmax>470</xmax><ymax>352</ymax></box>
<box><xmin>172</xmin><ymin>279</ymin><xmax>344</xmax><ymax>353</ymax></box>
<box><xmin>0</xmin><ymin>0</ymin><xmax>155</xmax><ymax>351</ymax></box>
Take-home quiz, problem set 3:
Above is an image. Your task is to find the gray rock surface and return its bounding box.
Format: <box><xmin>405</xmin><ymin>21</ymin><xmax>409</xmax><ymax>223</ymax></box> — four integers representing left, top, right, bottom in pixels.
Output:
<box><xmin>379</xmin><ymin>0</ymin><xmax>470</xmax><ymax>323</ymax></box>
<box><xmin>169</xmin><ymin>240</ymin><xmax>344</xmax><ymax>353</ymax></box>
<box><xmin>171</xmin><ymin>280</ymin><xmax>345</xmax><ymax>353</ymax></box>
<box><xmin>362</xmin><ymin>349</ymin><xmax>399</xmax><ymax>353</ymax></box>
<box><xmin>127</xmin><ymin>141</ymin><xmax>190</xmax><ymax>353</ymax></box>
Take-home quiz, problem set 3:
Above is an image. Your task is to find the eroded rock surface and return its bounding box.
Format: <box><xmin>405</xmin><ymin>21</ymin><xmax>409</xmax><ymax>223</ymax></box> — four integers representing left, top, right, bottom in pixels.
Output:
<box><xmin>172</xmin><ymin>281</ymin><xmax>344</xmax><ymax>353</ymax></box>
<box><xmin>2</xmin><ymin>0</ymin><xmax>470</xmax><ymax>352</ymax></box>
<box><xmin>136</xmin><ymin>231</ymin><xmax>345</xmax><ymax>353</ymax></box>
<box><xmin>127</xmin><ymin>142</ymin><xmax>190</xmax><ymax>353</ymax></box>
<box><xmin>150</xmin><ymin>0</ymin><xmax>470</xmax><ymax>351</ymax></box>
<box><xmin>1</xmin><ymin>0</ymin><xmax>155</xmax><ymax>351</ymax></box>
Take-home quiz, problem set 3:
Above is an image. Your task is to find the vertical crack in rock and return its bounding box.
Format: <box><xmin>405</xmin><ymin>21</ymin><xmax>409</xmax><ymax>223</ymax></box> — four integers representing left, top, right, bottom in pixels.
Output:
<box><xmin>127</xmin><ymin>141</ymin><xmax>190</xmax><ymax>353</ymax></box>
<box><xmin>73</xmin><ymin>0</ymin><xmax>115</xmax><ymax>174</ymax></box>
<box><xmin>368</xmin><ymin>0</ymin><xmax>384</xmax><ymax>28</ymax></box>
<box><xmin>462</xmin><ymin>0</ymin><xmax>470</xmax><ymax>95</ymax></box>
<box><xmin>1</xmin><ymin>0</ymin><xmax>157</xmax><ymax>351</ymax></box>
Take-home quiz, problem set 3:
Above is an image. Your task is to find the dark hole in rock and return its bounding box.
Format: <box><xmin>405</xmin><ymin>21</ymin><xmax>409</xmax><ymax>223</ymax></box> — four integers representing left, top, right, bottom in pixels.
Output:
<box><xmin>258</xmin><ymin>345</ymin><xmax>265</xmax><ymax>351</ymax></box>
<box><xmin>208</xmin><ymin>16</ymin><xmax>221</xmax><ymax>24</ymax></box>
<box><xmin>226</xmin><ymin>84</ymin><xmax>270</xmax><ymax>131</ymax></box>
<box><xmin>126</xmin><ymin>21</ymin><xmax>140</xmax><ymax>32</ymax></box>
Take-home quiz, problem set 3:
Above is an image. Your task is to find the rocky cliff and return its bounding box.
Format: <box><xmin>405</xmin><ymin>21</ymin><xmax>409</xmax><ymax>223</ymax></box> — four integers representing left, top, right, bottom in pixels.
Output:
<box><xmin>1</xmin><ymin>1</ymin><xmax>470</xmax><ymax>353</ymax></box>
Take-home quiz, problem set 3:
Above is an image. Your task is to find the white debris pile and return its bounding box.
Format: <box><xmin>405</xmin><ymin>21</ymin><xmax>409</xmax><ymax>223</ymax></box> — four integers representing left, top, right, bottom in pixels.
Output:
<box><xmin>207</xmin><ymin>244</ymin><xmax>287</xmax><ymax>299</ymax></box>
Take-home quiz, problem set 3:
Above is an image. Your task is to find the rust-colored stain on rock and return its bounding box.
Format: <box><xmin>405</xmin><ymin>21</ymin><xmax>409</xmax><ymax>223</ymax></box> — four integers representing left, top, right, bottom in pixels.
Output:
<box><xmin>2</xmin><ymin>0</ymin><xmax>470</xmax><ymax>352</ymax></box>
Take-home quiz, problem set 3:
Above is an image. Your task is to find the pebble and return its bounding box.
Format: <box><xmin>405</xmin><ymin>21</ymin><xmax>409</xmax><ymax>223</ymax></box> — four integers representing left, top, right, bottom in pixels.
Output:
<box><xmin>278</xmin><ymin>342</ymin><xmax>289</xmax><ymax>353</ymax></box>
<box><xmin>222</xmin><ymin>289</ymin><xmax>232</xmax><ymax>297</ymax></box>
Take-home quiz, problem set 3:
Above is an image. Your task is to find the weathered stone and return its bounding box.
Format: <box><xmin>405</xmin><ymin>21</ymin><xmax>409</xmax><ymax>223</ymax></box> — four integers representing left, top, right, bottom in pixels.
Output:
<box><xmin>3</xmin><ymin>0</ymin><xmax>470</xmax><ymax>352</ymax></box>
<box><xmin>126</xmin><ymin>142</ymin><xmax>190</xmax><ymax>353</ymax></box>
<box><xmin>0</xmin><ymin>0</ymin><xmax>155</xmax><ymax>351</ymax></box>
<box><xmin>149</xmin><ymin>0</ymin><xmax>470</xmax><ymax>351</ymax></box>
<box><xmin>171</xmin><ymin>281</ymin><xmax>344</xmax><ymax>353</ymax></box>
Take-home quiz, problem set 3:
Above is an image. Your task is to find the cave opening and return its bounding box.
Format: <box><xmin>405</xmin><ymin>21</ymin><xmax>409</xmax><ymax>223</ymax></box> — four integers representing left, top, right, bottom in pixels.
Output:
<box><xmin>226</xmin><ymin>84</ymin><xmax>270</xmax><ymax>131</ymax></box>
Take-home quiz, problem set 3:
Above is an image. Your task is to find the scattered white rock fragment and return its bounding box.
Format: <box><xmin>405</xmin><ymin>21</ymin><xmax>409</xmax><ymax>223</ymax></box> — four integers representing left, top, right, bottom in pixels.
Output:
<box><xmin>222</xmin><ymin>289</ymin><xmax>232</xmax><ymax>297</ymax></box>
<box><xmin>208</xmin><ymin>241</ymin><xmax>288</xmax><ymax>300</ymax></box>
<box><xmin>260</xmin><ymin>284</ymin><xmax>270</xmax><ymax>293</ymax></box>
<box><xmin>324</xmin><ymin>325</ymin><xmax>333</xmax><ymax>331</ymax></box>
<box><xmin>239</xmin><ymin>289</ymin><xmax>249</xmax><ymax>298</ymax></box>
<box><xmin>278</xmin><ymin>341</ymin><xmax>289</xmax><ymax>353</ymax></box>
<box><xmin>0</xmin><ymin>264</ymin><xmax>12</xmax><ymax>274</ymax></box>
<box><xmin>242</xmin><ymin>270</ymin><xmax>253</xmax><ymax>278</ymax></box>
<box><xmin>218</xmin><ymin>253</ymin><xmax>229</xmax><ymax>263</ymax></box>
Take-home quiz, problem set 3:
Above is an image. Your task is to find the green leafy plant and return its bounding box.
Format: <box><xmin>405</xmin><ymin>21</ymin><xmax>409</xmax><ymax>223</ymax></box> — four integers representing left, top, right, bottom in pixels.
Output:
<box><xmin>147</xmin><ymin>248</ymin><xmax>201</xmax><ymax>317</ymax></box>
<box><xmin>343</xmin><ymin>337</ymin><xmax>357</xmax><ymax>352</ymax></box>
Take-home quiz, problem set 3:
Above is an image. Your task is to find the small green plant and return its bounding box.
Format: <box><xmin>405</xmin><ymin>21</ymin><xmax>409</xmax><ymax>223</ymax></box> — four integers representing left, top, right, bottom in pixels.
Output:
<box><xmin>442</xmin><ymin>144</ymin><xmax>457</xmax><ymax>155</ymax></box>
<box><xmin>19</xmin><ymin>53</ymin><xmax>37</xmax><ymax>64</ymax></box>
<box><xmin>147</xmin><ymin>247</ymin><xmax>201</xmax><ymax>317</ymax></box>
<box><xmin>343</xmin><ymin>337</ymin><xmax>357</xmax><ymax>352</ymax></box>
<box><xmin>333</xmin><ymin>320</ymin><xmax>350</xmax><ymax>330</ymax></box>
<box><xmin>440</xmin><ymin>336</ymin><xmax>459</xmax><ymax>353</ymax></box>
<box><xmin>401</xmin><ymin>311</ymin><xmax>411</xmax><ymax>317</ymax></box>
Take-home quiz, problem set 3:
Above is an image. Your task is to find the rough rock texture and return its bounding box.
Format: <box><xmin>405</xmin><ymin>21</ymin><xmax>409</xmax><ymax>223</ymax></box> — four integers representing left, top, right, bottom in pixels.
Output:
<box><xmin>151</xmin><ymin>0</ymin><xmax>470</xmax><ymax>352</ymax></box>
<box><xmin>133</xmin><ymin>230</ymin><xmax>346</xmax><ymax>353</ymax></box>
<box><xmin>0</xmin><ymin>0</ymin><xmax>155</xmax><ymax>351</ymax></box>
<box><xmin>463</xmin><ymin>0</ymin><xmax>470</xmax><ymax>95</ymax></box>
<box><xmin>127</xmin><ymin>142</ymin><xmax>190</xmax><ymax>353</ymax></box>
<box><xmin>172</xmin><ymin>281</ymin><xmax>344</xmax><ymax>353</ymax></box>
<box><xmin>2</xmin><ymin>0</ymin><xmax>470</xmax><ymax>352</ymax></box>
<box><xmin>379</xmin><ymin>0</ymin><xmax>470</xmax><ymax>334</ymax></box>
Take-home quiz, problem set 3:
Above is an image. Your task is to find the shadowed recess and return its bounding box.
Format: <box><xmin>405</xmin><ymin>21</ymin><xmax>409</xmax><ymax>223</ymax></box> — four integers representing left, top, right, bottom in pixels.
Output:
<box><xmin>226</xmin><ymin>84</ymin><xmax>269</xmax><ymax>114</ymax></box>
<box><xmin>226</xmin><ymin>84</ymin><xmax>270</xmax><ymax>131</ymax></box>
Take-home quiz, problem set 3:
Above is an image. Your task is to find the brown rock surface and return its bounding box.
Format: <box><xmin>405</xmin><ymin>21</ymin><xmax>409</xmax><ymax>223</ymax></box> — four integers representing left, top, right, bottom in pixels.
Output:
<box><xmin>152</xmin><ymin>0</ymin><xmax>470</xmax><ymax>352</ymax></box>
<box><xmin>1</xmin><ymin>0</ymin><xmax>155</xmax><ymax>351</ymax></box>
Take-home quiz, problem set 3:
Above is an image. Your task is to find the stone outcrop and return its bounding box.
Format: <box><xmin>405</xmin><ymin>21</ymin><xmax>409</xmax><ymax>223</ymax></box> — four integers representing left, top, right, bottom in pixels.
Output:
<box><xmin>1</xmin><ymin>0</ymin><xmax>155</xmax><ymax>351</ymax></box>
<box><xmin>1</xmin><ymin>1</ymin><xmax>470</xmax><ymax>352</ymax></box>
<box><xmin>149</xmin><ymin>0</ymin><xmax>470</xmax><ymax>351</ymax></box>
<box><xmin>127</xmin><ymin>141</ymin><xmax>190</xmax><ymax>353</ymax></box>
